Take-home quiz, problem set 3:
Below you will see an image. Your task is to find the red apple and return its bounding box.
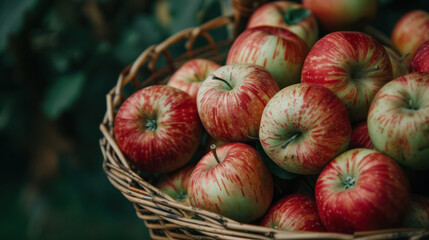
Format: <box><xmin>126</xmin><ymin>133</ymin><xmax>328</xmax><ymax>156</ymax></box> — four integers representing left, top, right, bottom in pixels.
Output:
<box><xmin>259</xmin><ymin>83</ymin><xmax>351</xmax><ymax>175</ymax></box>
<box><xmin>402</xmin><ymin>195</ymin><xmax>429</xmax><ymax>228</ymax></box>
<box><xmin>187</xmin><ymin>143</ymin><xmax>273</xmax><ymax>223</ymax></box>
<box><xmin>384</xmin><ymin>46</ymin><xmax>408</xmax><ymax>79</ymax></box>
<box><xmin>348</xmin><ymin>122</ymin><xmax>374</xmax><ymax>150</ymax></box>
<box><xmin>260</xmin><ymin>193</ymin><xmax>325</xmax><ymax>232</ymax></box>
<box><xmin>114</xmin><ymin>85</ymin><xmax>202</xmax><ymax>173</ymax></box>
<box><xmin>226</xmin><ymin>26</ymin><xmax>308</xmax><ymax>89</ymax></box>
<box><xmin>410</xmin><ymin>40</ymin><xmax>429</xmax><ymax>73</ymax></box>
<box><xmin>197</xmin><ymin>63</ymin><xmax>279</xmax><ymax>142</ymax></box>
<box><xmin>367</xmin><ymin>72</ymin><xmax>429</xmax><ymax>170</ymax></box>
<box><xmin>167</xmin><ymin>58</ymin><xmax>221</xmax><ymax>100</ymax></box>
<box><xmin>302</xmin><ymin>0</ymin><xmax>378</xmax><ymax>32</ymax></box>
<box><xmin>392</xmin><ymin>10</ymin><xmax>429</xmax><ymax>64</ymax></box>
<box><xmin>301</xmin><ymin>31</ymin><xmax>393</xmax><ymax>124</ymax></box>
<box><xmin>316</xmin><ymin>148</ymin><xmax>410</xmax><ymax>233</ymax></box>
<box><xmin>157</xmin><ymin>165</ymin><xmax>195</xmax><ymax>205</ymax></box>
<box><xmin>247</xmin><ymin>1</ymin><xmax>318</xmax><ymax>48</ymax></box>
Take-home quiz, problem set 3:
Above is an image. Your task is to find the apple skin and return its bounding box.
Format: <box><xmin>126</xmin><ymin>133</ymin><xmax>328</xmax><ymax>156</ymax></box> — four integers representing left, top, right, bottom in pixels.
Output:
<box><xmin>260</xmin><ymin>193</ymin><xmax>325</xmax><ymax>232</ymax></box>
<box><xmin>384</xmin><ymin>46</ymin><xmax>408</xmax><ymax>79</ymax></box>
<box><xmin>367</xmin><ymin>72</ymin><xmax>429</xmax><ymax>170</ymax></box>
<box><xmin>410</xmin><ymin>40</ymin><xmax>429</xmax><ymax>73</ymax></box>
<box><xmin>246</xmin><ymin>1</ymin><xmax>318</xmax><ymax>48</ymax></box>
<box><xmin>226</xmin><ymin>26</ymin><xmax>308</xmax><ymax>89</ymax></box>
<box><xmin>157</xmin><ymin>165</ymin><xmax>195</xmax><ymax>205</ymax></box>
<box><xmin>197</xmin><ymin>63</ymin><xmax>279</xmax><ymax>142</ymax></box>
<box><xmin>301</xmin><ymin>31</ymin><xmax>393</xmax><ymax>124</ymax></box>
<box><xmin>348</xmin><ymin>122</ymin><xmax>374</xmax><ymax>150</ymax></box>
<box><xmin>167</xmin><ymin>58</ymin><xmax>221</xmax><ymax>100</ymax></box>
<box><xmin>315</xmin><ymin>148</ymin><xmax>410</xmax><ymax>233</ymax></box>
<box><xmin>302</xmin><ymin>0</ymin><xmax>378</xmax><ymax>32</ymax></box>
<box><xmin>402</xmin><ymin>195</ymin><xmax>429</xmax><ymax>228</ymax></box>
<box><xmin>392</xmin><ymin>10</ymin><xmax>429</xmax><ymax>64</ymax></box>
<box><xmin>259</xmin><ymin>83</ymin><xmax>351</xmax><ymax>175</ymax></box>
<box><xmin>187</xmin><ymin>143</ymin><xmax>273</xmax><ymax>223</ymax></box>
<box><xmin>114</xmin><ymin>85</ymin><xmax>202</xmax><ymax>173</ymax></box>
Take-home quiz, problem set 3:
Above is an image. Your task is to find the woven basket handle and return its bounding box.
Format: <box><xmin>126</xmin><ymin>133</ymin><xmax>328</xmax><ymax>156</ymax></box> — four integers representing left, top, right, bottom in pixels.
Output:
<box><xmin>231</xmin><ymin>0</ymin><xmax>268</xmax><ymax>36</ymax></box>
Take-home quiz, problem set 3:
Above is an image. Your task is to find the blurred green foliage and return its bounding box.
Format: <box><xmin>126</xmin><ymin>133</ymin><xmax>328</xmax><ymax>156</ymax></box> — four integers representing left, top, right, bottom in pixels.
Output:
<box><xmin>0</xmin><ymin>0</ymin><xmax>428</xmax><ymax>239</ymax></box>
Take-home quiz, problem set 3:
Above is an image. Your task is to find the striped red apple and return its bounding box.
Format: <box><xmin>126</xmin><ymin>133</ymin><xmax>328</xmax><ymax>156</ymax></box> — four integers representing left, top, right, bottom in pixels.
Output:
<box><xmin>301</xmin><ymin>31</ymin><xmax>393</xmax><ymax>124</ymax></box>
<box><xmin>187</xmin><ymin>143</ymin><xmax>273</xmax><ymax>223</ymax></box>
<box><xmin>348</xmin><ymin>121</ymin><xmax>374</xmax><ymax>150</ymax></box>
<box><xmin>247</xmin><ymin>0</ymin><xmax>318</xmax><ymax>48</ymax></box>
<box><xmin>316</xmin><ymin>148</ymin><xmax>410</xmax><ymax>233</ymax></box>
<box><xmin>226</xmin><ymin>26</ymin><xmax>308</xmax><ymax>89</ymax></box>
<box><xmin>410</xmin><ymin>40</ymin><xmax>429</xmax><ymax>73</ymax></box>
<box><xmin>260</xmin><ymin>193</ymin><xmax>325</xmax><ymax>232</ymax></box>
<box><xmin>114</xmin><ymin>85</ymin><xmax>202</xmax><ymax>173</ymax></box>
<box><xmin>367</xmin><ymin>72</ymin><xmax>429</xmax><ymax>170</ymax></box>
<box><xmin>197</xmin><ymin>63</ymin><xmax>279</xmax><ymax>142</ymax></box>
<box><xmin>259</xmin><ymin>83</ymin><xmax>351</xmax><ymax>175</ymax></box>
<box><xmin>157</xmin><ymin>165</ymin><xmax>195</xmax><ymax>205</ymax></box>
<box><xmin>167</xmin><ymin>58</ymin><xmax>221</xmax><ymax>100</ymax></box>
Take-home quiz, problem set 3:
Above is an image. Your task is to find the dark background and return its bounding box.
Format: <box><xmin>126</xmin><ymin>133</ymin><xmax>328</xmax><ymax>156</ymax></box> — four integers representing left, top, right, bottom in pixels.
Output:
<box><xmin>1</xmin><ymin>0</ymin><xmax>428</xmax><ymax>239</ymax></box>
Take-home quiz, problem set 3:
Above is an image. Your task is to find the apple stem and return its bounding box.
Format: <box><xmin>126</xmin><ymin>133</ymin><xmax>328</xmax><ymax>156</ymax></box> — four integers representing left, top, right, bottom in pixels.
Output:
<box><xmin>281</xmin><ymin>132</ymin><xmax>300</xmax><ymax>149</ymax></box>
<box><xmin>351</xmin><ymin>65</ymin><xmax>380</xmax><ymax>79</ymax></box>
<box><xmin>194</xmin><ymin>73</ymin><xmax>203</xmax><ymax>82</ymax></box>
<box><xmin>210</xmin><ymin>144</ymin><xmax>221</xmax><ymax>164</ymax></box>
<box><xmin>398</xmin><ymin>52</ymin><xmax>410</xmax><ymax>63</ymax></box>
<box><xmin>212</xmin><ymin>75</ymin><xmax>233</xmax><ymax>90</ymax></box>
<box><xmin>145</xmin><ymin>119</ymin><xmax>157</xmax><ymax>131</ymax></box>
<box><xmin>343</xmin><ymin>174</ymin><xmax>356</xmax><ymax>189</ymax></box>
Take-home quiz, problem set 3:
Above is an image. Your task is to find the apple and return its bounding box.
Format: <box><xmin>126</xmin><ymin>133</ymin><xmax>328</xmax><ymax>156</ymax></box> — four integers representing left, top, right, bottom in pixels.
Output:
<box><xmin>315</xmin><ymin>148</ymin><xmax>410</xmax><ymax>233</ymax></box>
<box><xmin>197</xmin><ymin>63</ymin><xmax>279</xmax><ymax>142</ymax></box>
<box><xmin>367</xmin><ymin>72</ymin><xmax>429</xmax><ymax>170</ymax></box>
<box><xmin>301</xmin><ymin>31</ymin><xmax>393</xmax><ymax>124</ymax></box>
<box><xmin>392</xmin><ymin>10</ymin><xmax>429</xmax><ymax>64</ymax></box>
<box><xmin>246</xmin><ymin>1</ymin><xmax>318</xmax><ymax>48</ymax></box>
<box><xmin>402</xmin><ymin>195</ymin><xmax>429</xmax><ymax>228</ymax></box>
<box><xmin>302</xmin><ymin>0</ymin><xmax>378</xmax><ymax>32</ymax></box>
<box><xmin>348</xmin><ymin>121</ymin><xmax>374</xmax><ymax>150</ymax></box>
<box><xmin>187</xmin><ymin>143</ymin><xmax>273</xmax><ymax>223</ymax></box>
<box><xmin>167</xmin><ymin>58</ymin><xmax>221</xmax><ymax>100</ymax></box>
<box><xmin>157</xmin><ymin>165</ymin><xmax>195</xmax><ymax>205</ymax></box>
<box><xmin>226</xmin><ymin>26</ymin><xmax>308</xmax><ymax>89</ymax></box>
<box><xmin>260</xmin><ymin>193</ymin><xmax>325</xmax><ymax>232</ymax></box>
<box><xmin>410</xmin><ymin>40</ymin><xmax>429</xmax><ymax>73</ymax></box>
<box><xmin>384</xmin><ymin>46</ymin><xmax>408</xmax><ymax>79</ymax></box>
<box><xmin>114</xmin><ymin>85</ymin><xmax>202</xmax><ymax>173</ymax></box>
<box><xmin>259</xmin><ymin>83</ymin><xmax>351</xmax><ymax>175</ymax></box>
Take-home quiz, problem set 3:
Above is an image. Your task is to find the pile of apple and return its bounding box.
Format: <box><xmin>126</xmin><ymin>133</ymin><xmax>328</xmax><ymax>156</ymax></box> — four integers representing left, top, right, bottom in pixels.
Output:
<box><xmin>113</xmin><ymin>0</ymin><xmax>429</xmax><ymax>234</ymax></box>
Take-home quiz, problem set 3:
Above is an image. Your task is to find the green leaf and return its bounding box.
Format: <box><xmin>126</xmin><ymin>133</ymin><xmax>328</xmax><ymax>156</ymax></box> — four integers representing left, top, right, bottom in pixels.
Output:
<box><xmin>255</xmin><ymin>141</ymin><xmax>298</xmax><ymax>180</ymax></box>
<box><xmin>0</xmin><ymin>0</ymin><xmax>38</xmax><ymax>51</ymax></box>
<box><xmin>284</xmin><ymin>8</ymin><xmax>311</xmax><ymax>26</ymax></box>
<box><xmin>42</xmin><ymin>72</ymin><xmax>85</xmax><ymax>119</ymax></box>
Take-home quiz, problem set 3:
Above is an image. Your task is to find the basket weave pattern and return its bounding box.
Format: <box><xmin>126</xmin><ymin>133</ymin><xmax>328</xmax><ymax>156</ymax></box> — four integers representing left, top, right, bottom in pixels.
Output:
<box><xmin>99</xmin><ymin>1</ymin><xmax>429</xmax><ymax>239</ymax></box>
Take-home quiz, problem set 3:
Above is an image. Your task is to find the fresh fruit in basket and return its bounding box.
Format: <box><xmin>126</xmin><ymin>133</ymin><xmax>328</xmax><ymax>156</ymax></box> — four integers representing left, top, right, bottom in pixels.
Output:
<box><xmin>196</xmin><ymin>63</ymin><xmax>279</xmax><ymax>142</ymax></box>
<box><xmin>302</xmin><ymin>0</ymin><xmax>378</xmax><ymax>32</ymax></box>
<box><xmin>367</xmin><ymin>72</ymin><xmax>429</xmax><ymax>170</ymax></box>
<box><xmin>167</xmin><ymin>58</ymin><xmax>221</xmax><ymax>100</ymax></box>
<box><xmin>392</xmin><ymin>10</ymin><xmax>429</xmax><ymax>64</ymax></box>
<box><xmin>246</xmin><ymin>0</ymin><xmax>318</xmax><ymax>48</ymax></box>
<box><xmin>226</xmin><ymin>26</ymin><xmax>308</xmax><ymax>89</ymax></box>
<box><xmin>157</xmin><ymin>165</ymin><xmax>195</xmax><ymax>205</ymax></box>
<box><xmin>315</xmin><ymin>148</ymin><xmax>410</xmax><ymax>233</ymax></box>
<box><xmin>187</xmin><ymin>143</ymin><xmax>273</xmax><ymax>223</ymax></box>
<box><xmin>301</xmin><ymin>31</ymin><xmax>393</xmax><ymax>124</ymax></box>
<box><xmin>260</xmin><ymin>193</ymin><xmax>325</xmax><ymax>232</ymax></box>
<box><xmin>410</xmin><ymin>40</ymin><xmax>429</xmax><ymax>73</ymax></box>
<box><xmin>114</xmin><ymin>85</ymin><xmax>202</xmax><ymax>173</ymax></box>
<box><xmin>259</xmin><ymin>83</ymin><xmax>351</xmax><ymax>175</ymax></box>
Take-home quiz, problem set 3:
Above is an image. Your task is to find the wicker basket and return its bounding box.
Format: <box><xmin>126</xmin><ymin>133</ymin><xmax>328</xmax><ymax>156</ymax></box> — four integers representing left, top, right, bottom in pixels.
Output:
<box><xmin>99</xmin><ymin>1</ymin><xmax>429</xmax><ymax>239</ymax></box>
